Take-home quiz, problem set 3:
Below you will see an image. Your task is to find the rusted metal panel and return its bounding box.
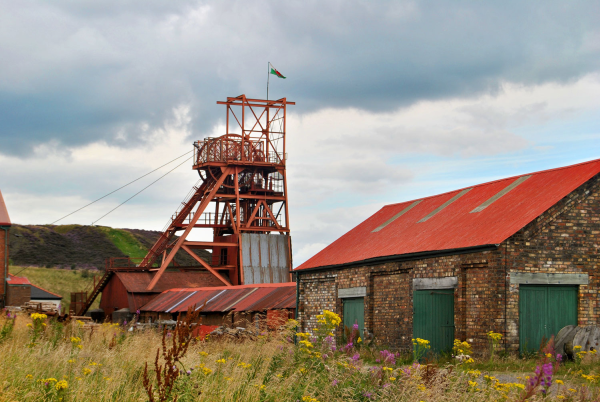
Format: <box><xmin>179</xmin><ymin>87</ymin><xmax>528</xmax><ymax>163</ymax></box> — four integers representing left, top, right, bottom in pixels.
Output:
<box><xmin>140</xmin><ymin>283</ymin><xmax>296</xmax><ymax>313</ymax></box>
<box><xmin>128</xmin><ymin>293</ymin><xmax>157</xmax><ymax>313</ymax></box>
<box><xmin>0</xmin><ymin>190</ymin><xmax>10</xmax><ymax>226</ymax></box>
<box><xmin>242</xmin><ymin>234</ymin><xmax>290</xmax><ymax>284</ymax></box>
<box><xmin>99</xmin><ymin>274</ymin><xmax>130</xmax><ymax>316</ymax></box>
<box><xmin>233</xmin><ymin>286</ymin><xmax>296</xmax><ymax>311</ymax></box>
<box><xmin>297</xmin><ymin>158</ymin><xmax>600</xmax><ymax>270</ymax></box>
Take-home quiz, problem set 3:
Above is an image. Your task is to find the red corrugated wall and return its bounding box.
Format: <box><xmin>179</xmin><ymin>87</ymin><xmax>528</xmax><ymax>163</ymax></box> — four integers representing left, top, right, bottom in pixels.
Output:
<box><xmin>99</xmin><ymin>275</ymin><xmax>130</xmax><ymax>316</ymax></box>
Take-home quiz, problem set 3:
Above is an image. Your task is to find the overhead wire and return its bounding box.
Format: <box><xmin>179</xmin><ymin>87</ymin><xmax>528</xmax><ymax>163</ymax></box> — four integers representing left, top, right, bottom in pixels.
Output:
<box><xmin>49</xmin><ymin>150</ymin><xmax>192</xmax><ymax>225</ymax></box>
<box><xmin>91</xmin><ymin>156</ymin><xmax>192</xmax><ymax>225</ymax></box>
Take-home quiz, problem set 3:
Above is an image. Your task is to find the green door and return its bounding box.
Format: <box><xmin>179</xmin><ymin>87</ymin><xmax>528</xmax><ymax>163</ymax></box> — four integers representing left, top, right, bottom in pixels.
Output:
<box><xmin>343</xmin><ymin>298</ymin><xmax>365</xmax><ymax>339</ymax></box>
<box><xmin>413</xmin><ymin>289</ymin><xmax>455</xmax><ymax>354</ymax></box>
<box><xmin>519</xmin><ymin>285</ymin><xmax>578</xmax><ymax>353</ymax></box>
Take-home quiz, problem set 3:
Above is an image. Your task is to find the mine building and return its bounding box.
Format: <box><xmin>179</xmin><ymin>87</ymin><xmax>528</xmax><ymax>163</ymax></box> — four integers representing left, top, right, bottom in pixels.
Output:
<box><xmin>295</xmin><ymin>158</ymin><xmax>600</xmax><ymax>355</ymax></box>
<box><xmin>0</xmin><ymin>189</ymin><xmax>10</xmax><ymax>307</ymax></box>
<box><xmin>78</xmin><ymin>96</ymin><xmax>297</xmax><ymax>322</ymax></box>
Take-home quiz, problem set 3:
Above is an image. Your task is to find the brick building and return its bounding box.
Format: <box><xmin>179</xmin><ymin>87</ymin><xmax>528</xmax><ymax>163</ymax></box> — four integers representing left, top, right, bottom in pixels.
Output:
<box><xmin>0</xmin><ymin>189</ymin><xmax>10</xmax><ymax>308</ymax></box>
<box><xmin>295</xmin><ymin>159</ymin><xmax>600</xmax><ymax>355</ymax></box>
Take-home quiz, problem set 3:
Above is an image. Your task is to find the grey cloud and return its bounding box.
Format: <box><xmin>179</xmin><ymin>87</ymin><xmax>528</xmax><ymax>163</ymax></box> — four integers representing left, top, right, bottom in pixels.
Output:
<box><xmin>1</xmin><ymin>0</ymin><xmax>599</xmax><ymax>155</ymax></box>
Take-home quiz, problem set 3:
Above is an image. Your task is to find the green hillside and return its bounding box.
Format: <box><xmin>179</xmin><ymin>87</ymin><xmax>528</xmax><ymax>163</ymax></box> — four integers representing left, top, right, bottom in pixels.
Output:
<box><xmin>9</xmin><ymin>224</ymin><xmax>211</xmax><ymax>269</ymax></box>
<box><xmin>10</xmin><ymin>266</ymin><xmax>101</xmax><ymax>313</ymax></box>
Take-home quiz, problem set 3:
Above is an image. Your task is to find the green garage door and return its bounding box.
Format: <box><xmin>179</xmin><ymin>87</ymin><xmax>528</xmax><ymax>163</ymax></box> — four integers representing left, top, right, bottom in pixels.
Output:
<box><xmin>413</xmin><ymin>289</ymin><xmax>454</xmax><ymax>354</ymax></box>
<box><xmin>519</xmin><ymin>285</ymin><xmax>578</xmax><ymax>354</ymax></box>
<box><xmin>343</xmin><ymin>298</ymin><xmax>365</xmax><ymax>338</ymax></box>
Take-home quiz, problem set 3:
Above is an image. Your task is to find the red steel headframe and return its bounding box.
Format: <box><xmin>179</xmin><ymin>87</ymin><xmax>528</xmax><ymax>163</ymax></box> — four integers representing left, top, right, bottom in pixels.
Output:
<box><xmin>141</xmin><ymin>95</ymin><xmax>295</xmax><ymax>291</ymax></box>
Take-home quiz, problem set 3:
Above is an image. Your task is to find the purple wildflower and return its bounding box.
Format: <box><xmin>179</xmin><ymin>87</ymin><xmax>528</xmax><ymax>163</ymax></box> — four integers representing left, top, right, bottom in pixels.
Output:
<box><xmin>353</xmin><ymin>323</ymin><xmax>359</xmax><ymax>330</ymax></box>
<box><xmin>186</xmin><ymin>370</ymin><xmax>191</xmax><ymax>375</ymax></box>
<box><xmin>556</xmin><ymin>353</ymin><xmax>562</xmax><ymax>363</ymax></box>
<box><xmin>323</xmin><ymin>354</ymin><xmax>329</xmax><ymax>359</ymax></box>
<box><xmin>332</xmin><ymin>379</ymin><xmax>339</xmax><ymax>386</ymax></box>
<box><xmin>123</xmin><ymin>320</ymin><xmax>127</xmax><ymax>326</ymax></box>
<box><xmin>380</xmin><ymin>350</ymin><xmax>396</xmax><ymax>365</ymax></box>
<box><xmin>136</xmin><ymin>309</ymin><xmax>140</xmax><ymax>315</ymax></box>
<box><xmin>352</xmin><ymin>353</ymin><xmax>360</xmax><ymax>361</ymax></box>
<box><xmin>362</xmin><ymin>391</ymin><xmax>373</xmax><ymax>399</ymax></box>
<box><xmin>375</xmin><ymin>358</ymin><xmax>381</xmax><ymax>363</ymax></box>
<box><xmin>331</xmin><ymin>345</ymin><xmax>337</xmax><ymax>352</ymax></box>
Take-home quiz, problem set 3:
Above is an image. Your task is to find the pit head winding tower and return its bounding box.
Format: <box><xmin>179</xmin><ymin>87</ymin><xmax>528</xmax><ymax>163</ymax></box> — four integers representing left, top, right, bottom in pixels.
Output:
<box><xmin>140</xmin><ymin>95</ymin><xmax>295</xmax><ymax>290</ymax></box>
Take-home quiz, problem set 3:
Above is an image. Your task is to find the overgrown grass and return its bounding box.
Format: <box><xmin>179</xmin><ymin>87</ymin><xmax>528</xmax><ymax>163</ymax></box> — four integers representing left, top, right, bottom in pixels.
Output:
<box><xmin>9</xmin><ymin>266</ymin><xmax>101</xmax><ymax>312</ymax></box>
<box><xmin>1</xmin><ymin>312</ymin><xmax>600</xmax><ymax>401</ymax></box>
<box><xmin>95</xmin><ymin>226</ymin><xmax>149</xmax><ymax>260</ymax></box>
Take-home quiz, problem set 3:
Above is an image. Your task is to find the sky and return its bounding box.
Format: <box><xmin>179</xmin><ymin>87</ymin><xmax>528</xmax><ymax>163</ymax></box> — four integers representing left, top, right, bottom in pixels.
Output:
<box><xmin>1</xmin><ymin>1</ymin><xmax>599</xmax><ymax>266</ymax></box>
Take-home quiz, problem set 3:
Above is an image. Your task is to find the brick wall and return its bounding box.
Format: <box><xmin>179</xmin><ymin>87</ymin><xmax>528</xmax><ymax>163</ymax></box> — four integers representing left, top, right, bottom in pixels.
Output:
<box><xmin>6</xmin><ymin>285</ymin><xmax>30</xmax><ymax>306</ymax></box>
<box><xmin>298</xmin><ymin>173</ymin><xmax>600</xmax><ymax>355</ymax></box>
<box><xmin>502</xmin><ymin>173</ymin><xmax>600</xmax><ymax>352</ymax></box>
<box><xmin>298</xmin><ymin>250</ymin><xmax>502</xmax><ymax>353</ymax></box>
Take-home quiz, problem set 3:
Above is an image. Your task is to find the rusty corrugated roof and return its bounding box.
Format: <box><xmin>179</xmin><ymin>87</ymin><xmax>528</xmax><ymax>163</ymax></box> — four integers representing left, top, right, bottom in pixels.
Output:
<box><xmin>296</xmin><ymin>158</ymin><xmax>600</xmax><ymax>270</ymax></box>
<box><xmin>115</xmin><ymin>271</ymin><xmax>224</xmax><ymax>293</ymax></box>
<box><xmin>7</xmin><ymin>274</ymin><xmax>30</xmax><ymax>285</ymax></box>
<box><xmin>0</xmin><ymin>190</ymin><xmax>10</xmax><ymax>226</ymax></box>
<box><xmin>140</xmin><ymin>282</ymin><xmax>296</xmax><ymax>313</ymax></box>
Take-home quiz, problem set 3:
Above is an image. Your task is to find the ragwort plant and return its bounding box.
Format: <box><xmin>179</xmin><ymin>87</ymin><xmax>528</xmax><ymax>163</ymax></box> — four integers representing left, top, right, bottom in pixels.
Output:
<box><xmin>487</xmin><ymin>330</ymin><xmax>502</xmax><ymax>362</ymax></box>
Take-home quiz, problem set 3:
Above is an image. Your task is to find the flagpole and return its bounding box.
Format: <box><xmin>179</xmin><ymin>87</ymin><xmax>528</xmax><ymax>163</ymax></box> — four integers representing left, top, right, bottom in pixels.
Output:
<box><xmin>267</xmin><ymin>62</ymin><xmax>270</xmax><ymax>100</ymax></box>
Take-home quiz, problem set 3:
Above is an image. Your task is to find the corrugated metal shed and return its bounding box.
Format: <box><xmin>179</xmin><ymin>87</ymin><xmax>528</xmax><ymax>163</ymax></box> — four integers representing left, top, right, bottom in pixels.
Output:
<box><xmin>0</xmin><ymin>189</ymin><xmax>10</xmax><ymax>226</ymax></box>
<box><xmin>297</xmin><ymin>158</ymin><xmax>600</xmax><ymax>270</ymax></box>
<box><xmin>141</xmin><ymin>282</ymin><xmax>296</xmax><ymax>313</ymax></box>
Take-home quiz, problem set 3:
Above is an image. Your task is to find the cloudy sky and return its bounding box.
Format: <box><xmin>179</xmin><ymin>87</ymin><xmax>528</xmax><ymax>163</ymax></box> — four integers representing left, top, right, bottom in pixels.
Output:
<box><xmin>1</xmin><ymin>1</ymin><xmax>599</xmax><ymax>265</ymax></box>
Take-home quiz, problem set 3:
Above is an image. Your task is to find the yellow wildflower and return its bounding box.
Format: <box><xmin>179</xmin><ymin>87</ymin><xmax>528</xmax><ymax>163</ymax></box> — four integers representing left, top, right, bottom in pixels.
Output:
<box><xmin>55</xmin><ymin>380</ymin><xmax>68</xmax><ymax>391</ymax></box>
<box><xmin>25</xmin><ymin>374</ymin><xmax>33</xmax><ymax>379</ymax></box>
<box><xmin>390</xmin><ymin>377</ymin><xmax>396</xmax><ymax>381</ymax></box>
<box><xmin>199</xmin><ymin>351</ymin><xmax>208</xmax><ymax>357</ymax></box>
<box><xmin>83</xmin><ymin>368</ymin><xmax>92</xmax><ymax>376</ymax></box>
<box><xmin>216</xmin><ymin>359</ymin><xmax>226</xmax><ymax>364</ymax></box>
<box><xmin>556</xmin><ymin>379</ymin><xmax>564</xmax><ymax>385</ymax></box>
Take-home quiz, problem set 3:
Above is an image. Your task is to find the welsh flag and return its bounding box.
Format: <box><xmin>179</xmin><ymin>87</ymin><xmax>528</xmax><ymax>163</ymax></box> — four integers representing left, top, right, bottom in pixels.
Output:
<box><xmin>269</xmin><ymin>63</ymin><xmax>286</xmax><ymax>79</ymax></box>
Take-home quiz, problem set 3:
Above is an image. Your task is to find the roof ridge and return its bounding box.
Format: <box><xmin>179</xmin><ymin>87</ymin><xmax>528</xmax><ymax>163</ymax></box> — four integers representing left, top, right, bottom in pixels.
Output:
<box><xmin>384</xmin><ymin>157</ymin><xmax>600</xmax><ymax>208</ymax></box>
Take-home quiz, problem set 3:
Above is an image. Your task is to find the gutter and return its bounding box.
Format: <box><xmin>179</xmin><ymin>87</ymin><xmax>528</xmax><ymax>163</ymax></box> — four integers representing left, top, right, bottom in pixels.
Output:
<box><xmin>293</xmin><ymin>244</ymin><xmax>500</xmax><ymax>273</ymax></box>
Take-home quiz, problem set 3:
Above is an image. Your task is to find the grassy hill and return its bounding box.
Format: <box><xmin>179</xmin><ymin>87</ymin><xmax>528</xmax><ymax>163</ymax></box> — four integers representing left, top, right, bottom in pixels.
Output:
<box><xmin>9</xmin><ymin>224</ymin><xmax>211</xmax><ymax>269</ymax></box>
<box><xmin>10</xmin><ymin>266</ymin><xmax>101</xmax><ymax>312</ymax></box>
<box><xmin>7</xmin><ymin>224</ymin><xmax>212</xmax><ymax>312</ymax></box>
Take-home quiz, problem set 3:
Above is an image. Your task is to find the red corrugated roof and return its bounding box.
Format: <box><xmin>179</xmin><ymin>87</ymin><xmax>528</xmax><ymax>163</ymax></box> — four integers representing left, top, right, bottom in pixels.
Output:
<box><xmin>297</xmin><ymin>158</ymin><xmax>600</xmax><ymax>270</ymax></box>
<box><xmin>7</xmin><ymin>274</ymin><xmax>31</xmax><ymax>285</ymax></box>
<box><xmin>0</xmin><ymin>190</ymin><xmax>10</xmax><ymax>226</ymax></box>
<box><xmin>140</xmin><ymin>282</ymin><xmax>296</xmax><ymax>313</ymax></box>
<box><xmin>115</xmin><ymin>271</ymin><xmax>224</xmax><ymax>293</ymax></box>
